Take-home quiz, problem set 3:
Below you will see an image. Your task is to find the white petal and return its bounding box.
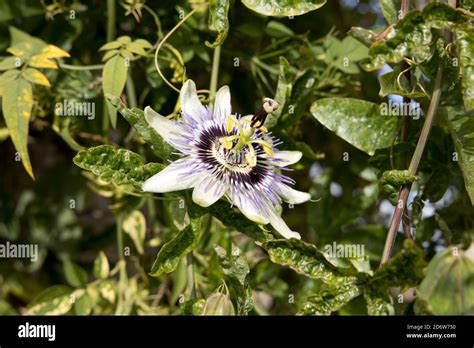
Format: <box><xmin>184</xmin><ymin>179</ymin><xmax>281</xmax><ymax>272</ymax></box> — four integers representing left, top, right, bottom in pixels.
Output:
<box><xmin>274</xmin><ymin>150</ymin><xmax>302</xmax><ymax>167</ymax></box>
<box><xmin>235</xmin><ymin>197</ymin><xmax>270</xmax><ymax>225</ymax></box>
<box><xmin>180</xmin><ymin>80</ymin><xmax>209</xmax><ymax>121</ymax></box>
<box><xmin>213</xmin><ymin>86</ymin><xmax>231</xmax><ymax>122</ymax></box>
<box><xmin>142</xmin><ymin>161</ymin><xmax>199</xmax><ymax>193</ymax></box>
<box><xmin>192</xmin><ymin>177</ymin><xmax>227</xmax><ymax>207</ymax></box>
<box><xmin>144</xmin><ymin>106</ymin><xmax>183</xmax><ymax>146</ymax></box>
<box><xmin>267</xmin><ymin>208</ymin><xmax>301</xmax><ymax>240</ymax></box>
<box><xmin>278</xmin><ymin>184</ymin><xmax>311</xmax><ymax>204</ymax></box>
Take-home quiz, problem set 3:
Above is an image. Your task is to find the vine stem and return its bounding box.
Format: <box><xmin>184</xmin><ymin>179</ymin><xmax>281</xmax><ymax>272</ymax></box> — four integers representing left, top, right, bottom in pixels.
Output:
<box><xmin>186</xmin><ymin>252</ymin><xmax>197</xmax><ymax>299</ymax></box>
<box><xmin>106</xmin><ymin>0</ymin><xmax>116</xmax><ymax>42</ymax></box>
<box><xmin>209</xmin><ymin>44</ymin><xmax>222</xmax><ymax>103</ymax></box>
<box><xmin>59</xmin><ymin>63</ymin><xmax>104</xmax><ymax>70</ymax></box>
<box><xmin>400</xmin><ymin>0</ymin><xmax>412</xmax><ymax>239</ymax></box>
<box><xmin>154</xmin><ymin>3</ymin><xmax>209</xmax><ymax>93</ymax></box>
<box><xmin>380</xmin><ymin>65</ymin><xmax>444</xmax><ymax>267</ymax></box>
<box><xmin>379</xmin><ymin>0</ymin><xmax>457</xmax><ymax>267</ymax></box>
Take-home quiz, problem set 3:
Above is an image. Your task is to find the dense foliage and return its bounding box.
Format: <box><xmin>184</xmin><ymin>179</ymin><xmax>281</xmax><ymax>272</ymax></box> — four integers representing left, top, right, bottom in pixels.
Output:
<box><xmin>0</xmin><ymin>0</ymin><xmax>473</xmax><ymax>316</ymax></box>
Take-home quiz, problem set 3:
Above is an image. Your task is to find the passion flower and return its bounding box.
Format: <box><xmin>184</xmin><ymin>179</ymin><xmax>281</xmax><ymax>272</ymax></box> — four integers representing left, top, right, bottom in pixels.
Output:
<box><xmin>142</xmin><ymin>80</ymin><xmax>310</xmax><ymax>239</ymax></box>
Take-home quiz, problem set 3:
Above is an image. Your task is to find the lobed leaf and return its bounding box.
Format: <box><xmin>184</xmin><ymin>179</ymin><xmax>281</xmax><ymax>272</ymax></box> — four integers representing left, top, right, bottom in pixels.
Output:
<box><xmin>263</xmin><ymin>239</ymin><xmax>358</xmax><ymax>287</ymax></box>
<box><xmin>73</xmin><ymin>145</ymin><xmax>164</xmax><ymax>191</ymax></box>
<box><xmin>214</xmin><ymin>244</ymin><xmax>253</xmax><ymax>314</ymax></box>
<box><xmin>242</xmin><ymin>0</ymin><xmax>326</xmax><ymax>16</ymax></box>
<box><xmin>298</xmin><ymin>283</ymin><xmax>361</xmax><ymax>315</ymax></box>
<box><xmin>206</xmin><ymin>0</ymin><xmax>230</xmax><ymax>48</ymax></box>
<box><xmin>454</xmin><ymin>25</ymin><xmax>474</xmax><ymax>111</ymax></box>
<box><xmin>150</xmin><ymin>218</ymin><xmax>202</xmax><ymax>277</ymax></box>
<box><xmin>106</xmin><ymin>95</ymin><xmax>174</xmax><ymax>160</ymax></box>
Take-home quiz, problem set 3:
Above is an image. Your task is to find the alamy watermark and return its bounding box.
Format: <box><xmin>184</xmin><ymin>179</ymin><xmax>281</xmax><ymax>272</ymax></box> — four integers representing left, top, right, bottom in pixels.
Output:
<box><xmin>55</xmin><ymin>99</ymin><xmax>95</xmax><ymax>120</ymax></box>
<box><xmin>324</xmin><ymin>242</ymin><xmax>365</xmax><ymax>259</ymax></box>
<box><xmin>0</xmin><ymin>241</ymin><xmax>38</xmax><ymax>262</ymax></box>
<box><xmin>380</xmin><ymin>100</ymin><xmax>421</xmax><ymax>120</ymax></box>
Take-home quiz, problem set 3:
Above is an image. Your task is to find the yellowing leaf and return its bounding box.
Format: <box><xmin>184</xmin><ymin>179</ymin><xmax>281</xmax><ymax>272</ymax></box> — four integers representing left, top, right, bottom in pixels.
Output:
<box><xmin>29</xmin><ymin>54</ymin><xmax>58</xmax><ymax>69</ymax></box>
<box><xmin>22</xmin><ymin>68</ymin><xmax>50</xmax><ymax>86</ymax></box>
<box><xmin>2</xmin><ymin>78</ymin><xmax>35</xmax><ymax>179</ymax></box>
<box><xmin>7</xmin><ymin>42</ymin><xmax>37</xmax><ymax>58</ymax></box>
<box><xmin>40</xmin><ymin>45</ymin><xmax>70</xmax><ymax>59</ymax></box>
<box><xmin>122</xmin><ymin>210</ymin><xmax>146</xmax><ymax>255</ymax></box>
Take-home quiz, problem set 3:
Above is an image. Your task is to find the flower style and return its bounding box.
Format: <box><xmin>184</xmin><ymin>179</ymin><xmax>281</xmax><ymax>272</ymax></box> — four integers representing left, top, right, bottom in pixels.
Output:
<box><xmin>142</xmin><ymin>80</ymin><xmax>311</xmax><ymax>239</ymax></box>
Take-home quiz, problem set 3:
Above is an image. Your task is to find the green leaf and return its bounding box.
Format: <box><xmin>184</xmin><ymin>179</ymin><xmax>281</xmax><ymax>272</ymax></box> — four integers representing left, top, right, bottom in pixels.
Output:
<box><xmin>73</xmin><ymin>290</ymin><xmax>95</xmax><ymax>315</ymax></box>
<box><xmin>265</xmin><ymin>20</ymin><xmax>294</xmax><ymax>37</ymax></box>
<box><xmin>380</xmin><ymin>169</ymin><xmax>418</xmax><ymax>205</ymax></box>
<box><xmin>99</xmin><ymin>40</ymin><xmax>122</xmax><ymax>51</ymax></box>
<box><xmin>22</xmin><ymin>67</ymin><xmax>50</xmax><ymax>86</ymax></box>
<box><xmin>2</xmin><ymin>78</ymin><xmax>34</xmax><ymax>178</ymax></box>
<box><xmin>263</xmin><ymin>239</ymin><xmax>358</xmax><ymax>286</ymax></box>
<box><xmin>0</xmin><ymin>57</ymin><xmax>19</xmax><ymax>70</ymax></box>
<box><xmin>125</xmin><ymin>41</ymin><xmax>148</xmax><ymax>56</ymax></box>
<box><xmin>133</xmin><ymin>39</ymin><xmax>153</xmax><ymax>49</ymax></box>
<box><xmin>460</xmin><ymin>0</ymin><xmax>473</xmax><ymax>11</ymax></box>
<box><xmin>93</xmin><ymin>251</ymin><xmax>110</xmax><ymax>279</ymax></box>
<box><xmin>214</xmin><ymin>244</ymin><xmax>253</xmax><ymax>315</ymax></box>
<box><xmin>63</xmin><ymin>259</ymin><xmax>88</xmax><ymax>288</ymax></box>
<box><xmin>105</xmin><ymin>95</ymin><xmax>174</xmax><ymax>160</ymax></box>
<box><xmin>73</xmin><ymin>145</ymin><xmax>164</xmax><ymax>191</ymax></box>
<box><xmin>362</xmin><ymin>2</ymin><xmax>472</xmax><ymax>71</ymax></box>
<box><xmin>348</xmin><ymin>27</ymin><xmax>376</xmax><ymax>47</ymax></box>
<box><xmin>265</xmin><ymin>56</ymin><xmax>291</xmax><ymax>129</ymax></box>
<box><xmin>102</xmin><ymin>49</ymin><xmax>119</xmax><ymax>62</ymax></box>
<box><xmin>364</xmin><ymin>285</ymin><xmax>394</xmax><ymax>315</ymax></box>
<box><xmin>206</xmin><ymin>0</ymin><xmax>230</xmax><ymax>48</ymax></box>
<box><xmin>188</xmin><ymin>200</ymin><xmax>270</xmax><ymax>242</ymax></box>
<box><xmin>117</xmin><ymin>36</ymin><xmax>132</xmax><ymax>44</ymax></box>
<box><xmin>369</xmin><ymin>240</ymin><xmax>426</xmax><ymax>290</ymax></box>
<box><xmin>242</xmin><ymin>0</ymin><xmax>326</xmax><ymax>16</ymax></box>
<box><xmin>9</xmin><ymin>26</ymin><xmax>47</xmax><ymax>54</ymax></box>
<box><xmin>171</xmin><ymin>258</ymin><xmax>188</xmax><ymax>303</ymax></box>
<box><xmin>380</xmin><ymin>0</ymin><xmax>401</xmax><ymax>24</ymax></box>
<box><xmin>102</xmin><ymin>54</ymin><xmax>128</xmax><ymax>128</ymax></box>
<box><xmin>327</xmin><ymin>36</ymin><xmax>368</xmax><ymax>74</ymax></box>
<box><xmin>454</xmin><ymin>25</ymin><xmax>474</xmax><ymax>111</ymax></box>
<box><xmin>364</xmin><ymin>239</ymin><xmax>426</xmax><ymax>315</ymax></box>
<box><xmin>415</xmin><ymin>243</ymin><xmax>474</xmax><ymax>315</ymax></box>
<box><xmin>446</xmin><ymin>106</ymin><xmax>474</xmax><ymax>205</ymax></box>
<box><xmin>150</xmin><ymin>219</ymin><xmax>202</xmax><ymax>277</ymax></box>
<box><xmin>310</xmin><ymin>98</ymin><xmax>399</xmax><ymax>155</ymax></box>
<box><xmin>0</xmin><ymin>69</ymin><xmax>20</xmax><ymax>85</ymax></box>
<box><xmin>298</xmin><ymin>283</ymin><xmax>361</xmax><ymax>315</ymax></box>
<box><xmin>123</xmin><ymin>210</ymin><xmax>146</xmax><ymax>255</ymax></box>
<box><xmin>181</xmin><ymin>298</ymin><xmax>206</xmax><ymax>315</ymax></box>
<box><xmin>379</xmin><ymin>66</ymin><xmax>427</xmax><ymax>99</ymax></box>
<box><xmin>27</xmin><ymin>285</ymin><xmax>73</xmax><ymax>315</ymax></box>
